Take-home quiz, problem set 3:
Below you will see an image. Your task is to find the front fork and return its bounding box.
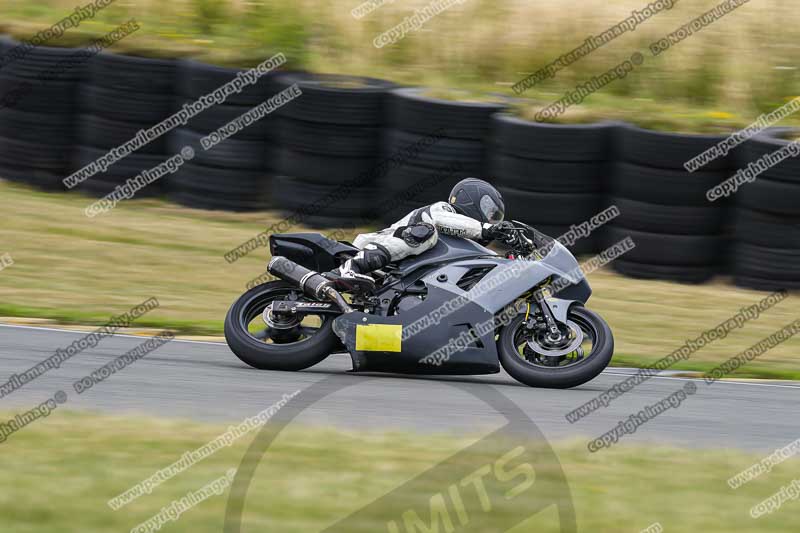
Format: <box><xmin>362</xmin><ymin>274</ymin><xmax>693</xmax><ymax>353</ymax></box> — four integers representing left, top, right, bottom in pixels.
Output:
<box><xmin>541</xmin><ymin>299</ymin><xmax>567</xmax><ymax>344</ymax></box>
<box><xmin>522</xmin><ymin>295</ymin><xmax>573</xmax><ymax>344</ymax></box>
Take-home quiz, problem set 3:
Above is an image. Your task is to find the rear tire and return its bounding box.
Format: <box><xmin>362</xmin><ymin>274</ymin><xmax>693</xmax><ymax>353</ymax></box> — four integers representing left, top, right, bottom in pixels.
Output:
<box><xmin>224</xmin><ymin>281</ymin><xmax>339</xmax><ymax>371</ymax></box>
<box><xmin>498</xmin><ymin>306</ymin><xmax>613</xmax><ymax>389</ymax></box>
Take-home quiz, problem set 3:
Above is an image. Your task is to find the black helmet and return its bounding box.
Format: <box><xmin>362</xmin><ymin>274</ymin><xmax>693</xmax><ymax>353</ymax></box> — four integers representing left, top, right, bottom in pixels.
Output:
<box><xmin>448</xmin><ymin>178</ymin><xmax>505</xmax><ymax>225</ymax></box>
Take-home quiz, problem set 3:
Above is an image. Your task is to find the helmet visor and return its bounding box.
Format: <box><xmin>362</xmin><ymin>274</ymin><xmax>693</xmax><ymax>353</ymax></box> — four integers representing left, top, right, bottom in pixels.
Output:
<box><xmin>480</xmin><ymin>194</ymin><xmax>504</xmax><ymax>224</ymax></box>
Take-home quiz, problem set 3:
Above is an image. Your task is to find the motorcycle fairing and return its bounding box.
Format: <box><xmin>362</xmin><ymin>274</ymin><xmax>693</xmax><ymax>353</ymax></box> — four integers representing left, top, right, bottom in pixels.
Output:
<box><xmin>466</xmin><ymin>238</ymin><xmax>590</xmax><ymax>314</ymax></box>
<box><xmin>392</xmin><ymin>236</ymin><xmax>496</xmax><ymax>276</ymax></box>
<box><xmin>333</xmin><ymin>283</ymin><xmax>499</xmax><ymax>375</ymax></box>
<box><xmin>333</xmin><ymin>238</ymin><xmax>591</xmax><ymax>375</ymax></box>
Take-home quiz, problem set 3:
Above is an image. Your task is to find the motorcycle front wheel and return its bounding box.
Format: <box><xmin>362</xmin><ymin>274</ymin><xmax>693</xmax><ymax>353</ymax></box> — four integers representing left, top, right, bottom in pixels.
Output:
<box><xmin>224</xmin><ymin>280</ymin><xmax>340</xmax><ymax>371</ymax></box>
<box><xmin>498</xmin><ymin>306</ymin><xmax>614</xmax><ymax>389</ymax></box>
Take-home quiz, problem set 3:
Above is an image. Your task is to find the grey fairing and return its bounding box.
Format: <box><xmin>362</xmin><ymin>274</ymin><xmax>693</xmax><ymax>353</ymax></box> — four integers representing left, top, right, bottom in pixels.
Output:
<box><xmin>332</xmin><ymin>236</ymin><xmax>591</xmax><ymax>375</ymax></box>
<box><xmin>466</xmin><ymin>239</ymin><xmax>590</xmax><ymax>314</ymax></box>
<box><xmin>333</xmin><ymin>292</ymin><xmax>499</xmax><ymax>375</ymax></box>
<box><xmin>393</xmin><ymin>236</ymin><xmax>496</xmax><ymax>276</ymax></box>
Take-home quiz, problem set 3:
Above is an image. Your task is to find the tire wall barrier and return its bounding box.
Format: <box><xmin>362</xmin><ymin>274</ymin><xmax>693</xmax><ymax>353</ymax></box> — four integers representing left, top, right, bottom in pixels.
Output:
<box><xmin>732</xmin><ymin>129</ymin><xmax>800</xmax><ymax>291</ymax></box>
<box><xmin>271</xmin><ymin>73</ymin><xmax>395</xmax><ymax>227</ymax></box>
<box><xmin>169</xmin><ymin>60</ymin><xmax>278</xmax><ymax>211</ymax></box>
<box><xmin>0</xmin><ymin>35</ymin><xmax>796</xmax><ymax>290</ymax></box>
<box><xmin>607</xmin><ymin>125</ymin><xmax>733</xmax><ymax>284</ymax></box>
<box><xmin>77</xmin><ymin>52</ymin><xmax>175</xmax><ymax>198</ymax></box>
<box><xmin>382</xmin><ymin>88</ymin><xmax>505</xmax><ymax>224</ymax></box>
<box><xmin>0</xmin><ymin>36</ymin><xmax>83</xmax><ymax>190</ymax></box>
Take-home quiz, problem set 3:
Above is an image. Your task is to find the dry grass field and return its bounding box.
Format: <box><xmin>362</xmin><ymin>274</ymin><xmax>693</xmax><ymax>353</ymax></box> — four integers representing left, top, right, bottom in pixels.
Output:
<box><xmin>1</xmin><ymin>0</ymin><xmax>799</xmax><ymax>130</ymax></box>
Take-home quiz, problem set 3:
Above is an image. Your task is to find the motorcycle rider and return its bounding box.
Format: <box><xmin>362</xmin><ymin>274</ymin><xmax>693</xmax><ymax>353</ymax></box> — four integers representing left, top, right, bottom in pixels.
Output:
<box><xmin>328</xmin><ymin>178</ymin><xmax>515</xmax><ymax>291</ymax></box>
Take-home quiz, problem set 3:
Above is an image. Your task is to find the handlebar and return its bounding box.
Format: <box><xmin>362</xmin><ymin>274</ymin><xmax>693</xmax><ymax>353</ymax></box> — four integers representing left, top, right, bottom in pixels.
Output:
<box><xmin>501</xmin><ymin>221</ymin><xmax>554</xmax><ymax>257</ymax></box>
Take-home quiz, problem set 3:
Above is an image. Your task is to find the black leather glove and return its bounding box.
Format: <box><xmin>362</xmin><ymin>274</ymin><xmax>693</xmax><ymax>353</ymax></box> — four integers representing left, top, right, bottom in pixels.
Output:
<box><xmin>482</xmin><ymin>221</ymin><xmax>516</xmax><ymax>242</ymax></box>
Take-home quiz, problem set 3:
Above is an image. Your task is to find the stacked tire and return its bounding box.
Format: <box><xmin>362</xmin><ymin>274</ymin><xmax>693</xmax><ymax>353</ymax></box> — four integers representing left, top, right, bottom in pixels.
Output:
<box><xmin>381</xmin><ymin>88</ymin><xmax>506</xmax><ymax>224</ymax></box>
<box><xmin>606</xmin><ymin>125</ymin><xmax>731</xmax><ymax>283</ymax></box>
<box><xmin>270</xmin><ymin>73</ymin><xmax>394</xmax><ymax>226</ymax></box>
<box><xmin>489</xmin><ymin>115</ymin><xmax>613</xmax><ymax>255</ymax></box>
<box><xmin>0</xmin><ymin>36</ymin><xmax>84</xmax><ymax>190</ymax></box>
<box><xmin>168</xmin><ymin>60</ymin><xmax>280</xmax><ymax>211</ymax></box>
<box><xmin>72</xmin><ymin>52</ymin><xmax>175</xmax><ymax>198</ymax></box>
<box><xmin>732</xmin><ymin>129</ymin><xmax>800</xmax><ymax>290</ymax></box>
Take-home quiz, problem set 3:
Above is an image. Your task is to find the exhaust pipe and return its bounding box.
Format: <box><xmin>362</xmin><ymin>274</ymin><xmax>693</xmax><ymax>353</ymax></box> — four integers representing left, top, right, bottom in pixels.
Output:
<box><xmin>267</xmin><ymin>256</ymin><xmax>352</xmax><ymax>313</ymax></box>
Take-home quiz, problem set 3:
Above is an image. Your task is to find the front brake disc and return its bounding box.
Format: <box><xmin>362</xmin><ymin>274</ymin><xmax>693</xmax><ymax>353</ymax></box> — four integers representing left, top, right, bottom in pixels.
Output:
<box><xmin>527</xmin><ymin>320</ymin><xmax>584</xmax><ymax>357</ymax></box>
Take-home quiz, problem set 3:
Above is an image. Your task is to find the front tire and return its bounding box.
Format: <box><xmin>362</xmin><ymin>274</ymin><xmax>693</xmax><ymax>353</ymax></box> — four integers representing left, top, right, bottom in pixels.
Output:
<box><xmin>498</xmin><ymin>306</ymin><xmax>613</xmax><ymax>389</ymax></box>
<box><xmin>224</xmin><ymin>281</ymin><xmax>339</xmax><ymax>371</ymax></box>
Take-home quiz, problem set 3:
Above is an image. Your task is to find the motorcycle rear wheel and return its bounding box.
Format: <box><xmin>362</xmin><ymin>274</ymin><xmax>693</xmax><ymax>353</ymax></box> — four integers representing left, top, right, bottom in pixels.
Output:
<box><xmin>224</xmin><ymin>280</ymin><xmax>339</xmax><ymax>371</ymax></box>
<box><xmin>498</xmin><ymin>306</ymin><xmax>613</xmax><ymax>389</ymax></box>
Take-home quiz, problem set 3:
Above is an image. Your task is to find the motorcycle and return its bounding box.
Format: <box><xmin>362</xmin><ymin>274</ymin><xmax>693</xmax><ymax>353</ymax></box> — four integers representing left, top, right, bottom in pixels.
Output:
<box><xmin>224</xmin><ymin>221</ymin><xmax>614</xmax><ymax>389</ymax></box>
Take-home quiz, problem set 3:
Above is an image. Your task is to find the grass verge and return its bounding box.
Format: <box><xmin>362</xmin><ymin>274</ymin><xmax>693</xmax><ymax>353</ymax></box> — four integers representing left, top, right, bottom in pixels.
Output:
<box><xmin>0</xmin><ymin>411</ymin><xmax>798</xmax><ymax>532</ymax></box>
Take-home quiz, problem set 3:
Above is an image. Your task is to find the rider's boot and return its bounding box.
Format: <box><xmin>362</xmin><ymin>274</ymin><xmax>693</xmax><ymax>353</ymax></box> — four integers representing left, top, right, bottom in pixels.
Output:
<box><xmin>325</xmin><ymin>245</ymin><xmax>391</xmax><ymax>293</ymax></box>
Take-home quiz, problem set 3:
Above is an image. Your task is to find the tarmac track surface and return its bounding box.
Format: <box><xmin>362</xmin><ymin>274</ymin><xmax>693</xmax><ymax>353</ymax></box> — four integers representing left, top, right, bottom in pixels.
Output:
<box><xmin>1</xmin><ymin>323</ymin><xmax>798</xmax><ymax>451</ymax></box>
